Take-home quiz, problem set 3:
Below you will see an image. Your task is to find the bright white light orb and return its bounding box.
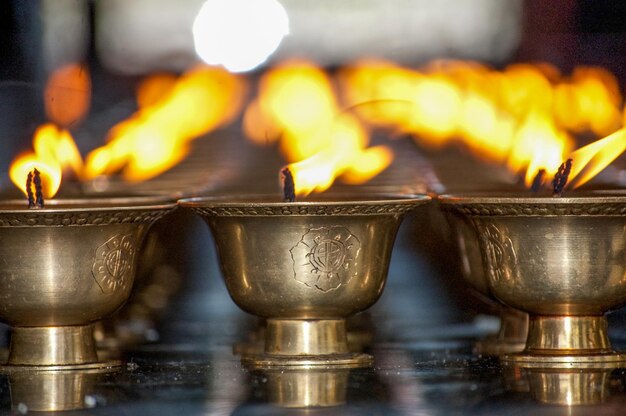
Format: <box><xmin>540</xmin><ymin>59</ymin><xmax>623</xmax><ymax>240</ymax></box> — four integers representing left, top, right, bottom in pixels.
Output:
<box><xmin>192</xmin><ymin>0</ymin><xmax>289</xmax><ymax>73</ymax></box>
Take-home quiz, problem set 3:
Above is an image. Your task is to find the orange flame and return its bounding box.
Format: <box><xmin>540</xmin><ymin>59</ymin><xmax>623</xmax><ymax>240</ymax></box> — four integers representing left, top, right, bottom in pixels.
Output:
<box><xmin>507</xmin><ymin>113</ymin><xmax>574</xmax><ymax>187</ymax></box>
<box><xmin>8</xmin><ymin>124</ymin><xmax>78</xmax><ymax>198</ymax></box>
<box><xmin>256</xmin><ymin>61</ymin><xmax>338</xmax><ymax>161</ymax></box>
<box><xmin>246</xmin><ymin>60</ymin><xmax>394</xmax><ymax>195</ymax></box>
<box><xmin>285</xmin><ymin>114</ymin><xmax>373</xmax><ymax>196</ymax></box>
<box><xmin>44</xmin><ymin>63</ymin><xmax>91</xmax><ymax>127</ymax></box>
<box><xmin>341</xmin><ymin>145</ymin><xmax>394</xmax><ymax>185</ymax></box>
<box><xmin>554</xmin><ymin>67</ymin><xmax>622</xmax><ymax>136</ymax></box>
<box><xmin>32</xmin><ymin>124</ymin><xmax>84</xmax><ymax>177</ymax></box>
<box><xmin>136</xmin><ymin>73</ymin><xmax>177</xmax><ymax>109</ymax></box>
<box><xmin>84</xmin><ymin>66</ymin><xmax>247</xmax><ymax>182</ymax></box>
<box><xmin>565</xmin><ymin>129</ymin><xmax>626</xmax><ymax>189</ymax></box>
<box><xmin>338</xmin><ymin>59</ymin><xmax>624</xmax><ymax>187</ymax></box>
<box><xmin>10</xmin><ymin>62</ymin><xmax>89</xmax><ymax>199</ymax></box>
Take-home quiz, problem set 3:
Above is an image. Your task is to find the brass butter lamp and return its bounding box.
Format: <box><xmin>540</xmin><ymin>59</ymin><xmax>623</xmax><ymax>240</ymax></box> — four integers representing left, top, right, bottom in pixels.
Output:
<box><xmin>0</xmin><ymin>196</ymin><xmax>176</xmax><ymax>370</ymax></box>
<box><xmin>441</xmin><ymin>193</ymin><xmax>626</xmax><ymax>367</ymax></box>
<box><xmin>180</xmin><ymin>194</ymin><xmax>429</xmax><ymax>368</ymax></box>
<box><xmin>443</xmin><ymin>204</ymin><xmax>528</xmax><ymax>355</ymax></box>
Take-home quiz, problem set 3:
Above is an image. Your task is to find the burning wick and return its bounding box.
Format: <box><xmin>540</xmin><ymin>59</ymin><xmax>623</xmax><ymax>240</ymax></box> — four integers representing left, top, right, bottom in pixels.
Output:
<box><xmin>281</xmin><ymin>167</ymin><xmax>296</xmax><ymax>202</ymax></box>
<box><xmin>26</xmin><ymin>168</ymin><xmax>45</xmax><ymax>208</ymax></box>
<box><xmin>530</xmin><ymin>169</ymin><xmax>546</xmax><ymax>193</ymax></box>
<box><xmin>552</xmin><ymin>159</ymin><xmax>573</xmax><ymax>197</ymax></box>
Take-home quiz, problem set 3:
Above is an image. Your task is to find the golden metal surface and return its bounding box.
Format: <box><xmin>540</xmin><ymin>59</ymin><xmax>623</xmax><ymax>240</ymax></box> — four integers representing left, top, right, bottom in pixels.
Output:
<box><xmin>180</xmin><ymin>195</ymin><xmax>429</xmax><ymax>367</ymax></box>
<box><xmin>444</xmin><ymin>205</ymin><xmax>528</xmax><ymax>355</ymax></box>
<box><xmin>8</xmin><ymin>368</ymin><xmax>112</xmax><ymax>411</ymax></box>
<box><xmin>234</xmin><ymin>313</ymin><xmax>374</xmax><ymax>357</ymax></box>
<box><xmin>95</xmin><ymin>217</ymin><xmax>185</xmax><ymax>351</ymax></box>
<box><xmin>525</xmin><ymin>367</ymin><xmax>613</xmax><ymax>405</ymax></box>
<box><xmin>441</xmin><ymin>194</ymin><xmax>626</xmax><ymax>366</ymax></box>
<box><xmin>262</xmin><ymin>368</ymin><xmax>349</xmax><ymax>408</ymax></box>
<box><xmin>0</xmin><ymin>197</ymin><xmax>176</xmax><ymax>369</ymax></box>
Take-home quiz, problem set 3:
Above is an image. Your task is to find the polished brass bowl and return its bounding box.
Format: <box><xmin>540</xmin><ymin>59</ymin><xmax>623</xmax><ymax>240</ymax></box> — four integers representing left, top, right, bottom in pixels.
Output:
<box><xmin>180</xmin><ymin>194</ymin><xmax>429</xmax><ymax>368</ymax></box>
<box><xmin>441</xmin><ymin>194</ymin><xmax>626</xmax><ymax>366</ymax></box>
<box><xmin>0</xmin><ymin>197</ymin><xmax>176</xmax><ymax>370</ymax></box>
<box><xmin>443</xmin><ymin>205</ymin><xmax>528</xmax><ymax>355</ymax></box>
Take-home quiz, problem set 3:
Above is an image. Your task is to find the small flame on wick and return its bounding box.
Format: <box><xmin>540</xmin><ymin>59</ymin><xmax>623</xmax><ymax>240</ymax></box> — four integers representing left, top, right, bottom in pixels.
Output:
<box><xmin>26</xmin><ymin>169</ymin><xmax>45</xmax><ymax>209</ymax></box>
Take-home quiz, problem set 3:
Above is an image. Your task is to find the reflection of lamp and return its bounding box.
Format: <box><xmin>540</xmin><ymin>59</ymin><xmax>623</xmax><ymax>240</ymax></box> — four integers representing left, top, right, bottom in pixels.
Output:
<box><xmin>193</xmin><ymin>0</ymin><xmax>289</xmax><ymax>73</ymax></box>
<box><xmin>525</xmin><ymin>367</ymin><xmax>613</xmax><ymax>405</ymax></box>
<box><xmin>8</xmin><ymin>369</ymin><xmax>107</xmax><ymax>412</ymax></box>
<box><xmin>263</xmin><ymin>368</ymin><xmax>349</xmax><ymax>408</ymax></box>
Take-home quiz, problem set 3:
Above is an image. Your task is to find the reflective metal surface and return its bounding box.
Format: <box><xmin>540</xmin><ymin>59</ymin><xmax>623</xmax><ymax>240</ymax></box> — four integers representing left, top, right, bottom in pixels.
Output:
<box><xmin>7</xmin><ymin>369</ymin><xmax>112</xmax><ymax>412</ymax></box>
<box><xmin>0</xmin><ymin>197</ymin><xmax>176</xmax><ymax>369</ymax></box>
<box><xmin>180</xmin><ymin>195</ymin><xmax>428</xmax><ymax>368</ymax></box>
<box><xmin>444</xmin><ymin>203</ymin><xmax>528</xmax><ymax>355</ymax></box>
<box><xmin>441</xmin><ymin>194</ymin><xmax>626</xmax><ymax>366</ymax></box>
<box><xmin>1</xmin><ymin>212</ymin><xmax>625</xmax><ymax>414</ymax></box>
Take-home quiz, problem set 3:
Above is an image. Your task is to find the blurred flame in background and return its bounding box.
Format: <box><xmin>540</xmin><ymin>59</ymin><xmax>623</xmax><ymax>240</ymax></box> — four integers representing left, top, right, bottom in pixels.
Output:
<box><xmin>9</xmin><ymin>63</ymin><xmax>91</xmax><ymax>199</ymax></box>
<box><xmin>84</xmin><ymin>65</ymin><xmax>247</xmax><ymax>182</ymax></box>
<box><xmin>336</xmin><ymin>59</ymin><xmax>623</xmax><ymax>189</ymax></box>
<box><xmin>9</xmin><ymin>55</ymin><xmax>626</xmax><ymax>198</ymax></box>
<box><xmin>10</xmin><ymin>64</ymin><xmax>246</xmax><ymax>197</ymax></box>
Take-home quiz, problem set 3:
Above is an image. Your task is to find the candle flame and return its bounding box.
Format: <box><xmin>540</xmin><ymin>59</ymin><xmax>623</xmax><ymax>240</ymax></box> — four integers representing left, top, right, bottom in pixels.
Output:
<box><xmin>10</xmin><ymin>62</ymin><xmax>89</xmax><ymax>199</ymax></box>
<box><xmin>338</xmin><ymin>59</ymin><xmax>623</xmax><ymax>187</ymax></box>
<box><xmin>84</xmin><ymin>66</ymin><xmax>246</xmax><ymax>182</ymax></box>
<box><xmin>9</xmin><ymin>124</ymin><xmax>75</xmax><ymax>199</ymax></box>
<box><xmin>566</xmin><ymin>129</ymin><xmax>626</xmax><ymax>189</ymax></box>
<box><xmin>245</xmin><ymin>60</ymin><xmax>393</xmax><ymax>196</ymax></box>
<box><xmin>285</xmin><ymin>114</ymin><xmax>393</xmax><ymax>196</ymax></box>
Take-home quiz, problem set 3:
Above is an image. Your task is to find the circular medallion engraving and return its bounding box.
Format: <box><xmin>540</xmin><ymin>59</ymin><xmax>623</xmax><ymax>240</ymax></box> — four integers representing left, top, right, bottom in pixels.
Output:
<box><xmin>290</xmin><ymin>226</ymin><xmax>360</xmax><ymax>292</ymax></box>
<box><xmin>479</xmin><ymin>223</ymin><xmax>517</xmax><ymax>283</ymax></box>
<box><xmin>310</xmin><ymin>239</ymin><xmax>347</xmax><ymax>273</ymax></box>
<box><xmin>92</xmin><ymin>234</ymin><xmax>136</xmax><ymax>294</ymax></box>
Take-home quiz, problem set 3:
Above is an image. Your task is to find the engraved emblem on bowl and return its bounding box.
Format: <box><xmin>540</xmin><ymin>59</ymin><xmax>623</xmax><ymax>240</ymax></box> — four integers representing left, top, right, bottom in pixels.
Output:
<box><xmin>92</xmin><ymin>234</ymin><xmax>136</xmax><ymax>294</ymax></box>
<box><xmin>290</xmin><ymin>226</ymin><xmax>360</xmax><ymax>292</ymax></box>
<box><xmin>479</xmin><ymin>223</ymin><xmax>517</xmax><ymax>283</ymax></box>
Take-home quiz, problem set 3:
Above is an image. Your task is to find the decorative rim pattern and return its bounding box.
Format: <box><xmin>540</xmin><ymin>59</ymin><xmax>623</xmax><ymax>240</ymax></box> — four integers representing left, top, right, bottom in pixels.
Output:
<box><xmin>439</xmin><ymin>196</ymin><xmax>626</xmax><ymax>217</ymax></box>
<box><xmin>184</xmin><ymin>198</ymin><xmax>428</xmax><ymax>217</ymax></box>
<box><xmin>0</xmin><ymin>206</ymin><xmax>176</xmax><ymax>227</ymax></box>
